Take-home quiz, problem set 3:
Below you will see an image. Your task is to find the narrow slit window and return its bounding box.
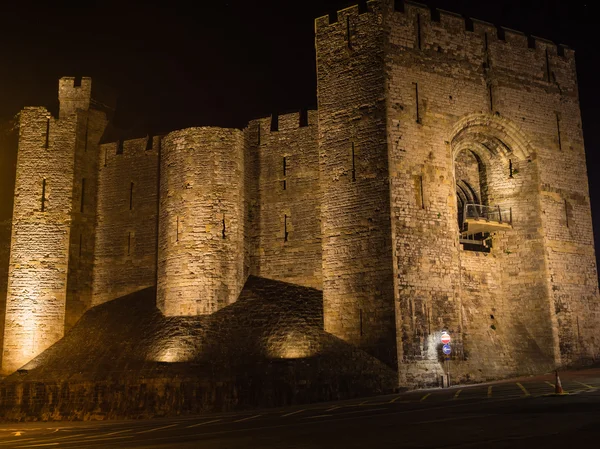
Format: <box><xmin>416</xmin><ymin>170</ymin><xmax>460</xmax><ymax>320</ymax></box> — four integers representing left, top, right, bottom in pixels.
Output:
<box><xmin>84</xmin><ymin>118</ymin><xmax>89</xmax><ymax>152</ymax></box>
<box><xmin>80</xmin><ymin>178</ymin><xmax>86</xmax><ymax>212</ymax></box>
<box><xmin>176</xmin><ymin>216</ymin><xmax>179</xmax><ymax>242</ymax></box>
<box><xmin>104</xmin><ymin>146</ymin><xmax>108</xmax><ymax>167</ymax></box>
<box><xmin>556</xmin><ymin>113</ymin><xmax>562</xmax><ymax>151</ymax></box>
<box><xmin>545</xmin><ymin>49</ymin><xmax>551</xmax><ymax>82</ymax></box>
<box><xmin>117</xmin><ymin>140</ymin><xmax>124</xmax><ymax>155</ymax></box>
<box><xmin>419</xmin><ymin>175</ymin><xmax>425</xmax><ymax>209</ymax></box>
<box><xmin>284</xmin><ymin>214</ymin><xmax>289</xmax><ymax>242</ymax></box>
<box><xmin>416</xmin><ymin>14</ymin><xmax>422</xmax><ymax>50</ymax></box>
<box><xmin>351</xmin><ymin>142</ymin><xmax>356</xmax><ymax>182</ymax></box>
<box><xmin>78</xmin><ymin>233</ymin><xmax>83</xmax><ymax>267</ymax></box>
<box><xmin>414</xmin><ymin>82</ymin><xmax>421</xmax><ymax>123</ymax></box>
<box><xmin>282</xmin><ymin>180</ymin><xmax>287</xmax><ymax>190</ymax></box>
<box><xmin>346</xmin><ymin>16</ymin><xmax>352</xmax><ymax>49</ymax></box>
<box><xmin>565</xmin><ymin>199</ymin><xmax>570</xmax><ymax>228</ymax></box>
<box><xmin>359</xmin><ymin>309</ymin><xmax>363</xmax><ymax>337</ymax></box>
<box><xmin>488</xmin><ymin>84</ymin><xmax>494</xmax><ymax>112</ymax></box>
<box><xmin>222</xmin><ymin>214</ymin><xmax>226</xmax><ymax>239</ymax></box>
<box><xmin>509</xmin><ymin>159</ymin><xmax>513</xmax><ymax>178</ymax></box>
<box><xmin>44</xmin><ymin>119</ymin><xmax>50</xmax><ymax>149</ymax></box>
<box><xmin>127</xmin><ymin>232</ymin><xmax>131</xmax><ymax>255</ymax></box>
<box><xmin>41</xmin><ymin>178</ymin><xmax>47</xmax><ymax>212</ymax></box>
<box><xmin>283</xmin><ymin>157</ymin><xmax>287</xmax><ymax>176</ymax></box>
<box><xmin>129</xmin><ymin>182</ymin><xmax>134</xmax><ymax>210</ymax></box>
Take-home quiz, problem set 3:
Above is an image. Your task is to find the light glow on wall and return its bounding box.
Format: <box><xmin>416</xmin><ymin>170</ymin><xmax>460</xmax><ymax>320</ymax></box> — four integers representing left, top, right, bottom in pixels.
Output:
<box><xmin>149</xmin><ymin>335</ymin><xmax>200</xmax><ymax>363</ymax></box>
<box><xmin>267</xmin><ymin>330</ymin><xmax>319</xmax><ymax>359</ymax></box>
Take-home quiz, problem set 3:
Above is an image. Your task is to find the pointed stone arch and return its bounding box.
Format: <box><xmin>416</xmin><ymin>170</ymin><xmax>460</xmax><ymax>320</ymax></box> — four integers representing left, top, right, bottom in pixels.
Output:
<box><xmin>450</xmin><ymin>113</ymin><xmax>535</xmax><ymax>163</ymax></box>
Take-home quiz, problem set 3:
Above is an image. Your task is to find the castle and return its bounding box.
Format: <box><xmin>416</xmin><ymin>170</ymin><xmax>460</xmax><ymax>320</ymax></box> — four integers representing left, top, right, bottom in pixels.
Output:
<box><xmin>1</xmin><ymin>0</ymin><xmax>599</xmax><ymax>389</ymax></box>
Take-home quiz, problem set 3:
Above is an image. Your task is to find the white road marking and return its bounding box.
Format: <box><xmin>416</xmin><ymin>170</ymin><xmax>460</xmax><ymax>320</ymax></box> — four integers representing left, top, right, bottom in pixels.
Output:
<box><xmin>0</xmin><ymin>439</ymin><xmax>36</xmax><ymax>446</ymax></box>
<box><xmin>16</xmin><ymin>444</ymin><xmax>59</xmax><ymax>448</ymax></box>
<box><xmin>38</xmin><ymin>434</ymin><xmax>86</xmax><ymax>442</ymax></box>
<box><xmin>186</xmin><ymin>419</ymin><xmax>222</xmax><ymax>428</ymax></box>
<box><xmin>412</xmin><ymin>414</ymin><xmax>496</xmax><ymax>426</ymax></box>
<box><xmin>81</xmin><ymin>428</ymin><xmax>132</xmax><ymax>439</ymax></box>
<box><xmin>281</xmin><ymin>409</ymin><xmax>306</xmax><ymax>417</ymax></box>
<box><xmin>135</xmin><ymin>424</ymin><xmax>178</xmax><ymax>434</ymax></box>
<box><xmin>233</xmin><ymin>415</ymin><xmax>261</xmax><ymax>423</ymax></box>
<box><xmin>337</xmin><ymin>408</ymin><xmax>387</xmax><ymax>415</ymax></box>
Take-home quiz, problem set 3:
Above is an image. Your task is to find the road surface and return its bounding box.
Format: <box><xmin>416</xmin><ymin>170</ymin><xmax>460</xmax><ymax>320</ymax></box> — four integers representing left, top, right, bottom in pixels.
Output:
<box><xmin>0</xmin><ymin>367</ymin><xmax>599</xmax><ymax>448</ymax></box>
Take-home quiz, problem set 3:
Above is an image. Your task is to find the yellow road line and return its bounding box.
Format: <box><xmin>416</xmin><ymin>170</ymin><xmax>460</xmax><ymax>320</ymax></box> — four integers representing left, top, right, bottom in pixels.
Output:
<box><xmin>388</xmin><ymin>396</ymin><xmax>403</xmax><ymax>403</ymax></box>
<box><xmin>487</xmin><ymin>386</ymin><xmax>493</xmax><ymax>398</ymax></box>
<box><xmin>516</xmin><ymin>382</ymin><xmax>530</xmax><ymax>396</ymax></box>
<box><xmin>420</xmin><ymin>393</ymin><xmax>431</xmax><ymax>402</ymax></box>
<box><xmin>575</xmin><ymin>381</ymin><xmax>596</xmax><ymax>389</ymax></box>
<box><xmin>453</xmin><ymin>389</ymin><xmax>462</xmax><ymax>400</ymax></box>
<box><xmin>545</xmin><ymin>381</ymin><xmax>568</xmax><ymax>393</ymax></box>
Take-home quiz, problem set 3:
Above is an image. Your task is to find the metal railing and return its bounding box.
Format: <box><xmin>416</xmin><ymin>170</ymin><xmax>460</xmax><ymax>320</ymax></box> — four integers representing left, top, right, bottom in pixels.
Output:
<box><xmin>463</xmin><ymin>203</ymin><xmax>512</xmax><ymax>226</ymax></box>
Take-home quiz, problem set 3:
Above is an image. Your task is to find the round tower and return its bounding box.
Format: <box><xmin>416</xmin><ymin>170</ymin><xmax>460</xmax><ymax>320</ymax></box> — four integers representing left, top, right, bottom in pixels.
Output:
<box><xmin>157</xmin><ymin>127</ymin><xmax>245</xmax><ymax>316</ymax></box>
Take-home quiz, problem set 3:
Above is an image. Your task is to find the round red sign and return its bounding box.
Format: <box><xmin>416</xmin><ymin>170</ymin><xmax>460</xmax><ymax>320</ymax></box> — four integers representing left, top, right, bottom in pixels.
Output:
<box><xmin>441</xmin><ymin>333</ymin><xmax>451</xmax><ymax>345</ymax></box>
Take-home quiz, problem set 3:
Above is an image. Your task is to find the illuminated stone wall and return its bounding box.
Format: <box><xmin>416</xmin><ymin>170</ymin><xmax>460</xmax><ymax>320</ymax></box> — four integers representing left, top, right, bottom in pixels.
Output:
<box><xmin>316</xmin><ymin>3</ymin><xmax>398</xmax><ymax>368</ymax></box>
<box><xmin>1</xmin><ymin>0</ymin><xmax>597</xmax><ymax>386</ymax></box>
<box><xmin>92</xmin><ymin>137</ymin><xmax>159</xmax><ymax>306</ymax></box>
<box><xmin>157</xmin><ymin>128</ymin><xmax>245</xmax><ymax>316</ymax></box>
<box><xmin>246</xmin><ymin>111</ymin><xmax>322</xmax><ymax>290</ymax></box>
<box><xmin>1</xmin><ymin>78</ymin><xmax>113</xmax><ymax>374</ymax></box>
<box><xmin>2</xmin><ymin>106</ymin><xmax>77</xmax><ymax>374</ymax></box>
<box><xmin>315</xmin><ymin>0</ymin><xmax>599</xmax><ymax>384</ymax></box>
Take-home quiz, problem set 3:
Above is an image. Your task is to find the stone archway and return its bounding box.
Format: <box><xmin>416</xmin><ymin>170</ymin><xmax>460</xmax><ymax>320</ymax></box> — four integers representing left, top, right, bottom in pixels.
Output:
<box><xmin>448</xmin><ymin>113</ymin><xmax>557</xmax><ymax>380</ymax></box>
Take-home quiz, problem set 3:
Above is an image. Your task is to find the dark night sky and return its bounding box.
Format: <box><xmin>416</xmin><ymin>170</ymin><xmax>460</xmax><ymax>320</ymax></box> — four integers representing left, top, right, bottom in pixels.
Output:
<box><xmin>1</xmin><ymin>0</ymin><xmax>599</xmax><ymax>246</ymax></box>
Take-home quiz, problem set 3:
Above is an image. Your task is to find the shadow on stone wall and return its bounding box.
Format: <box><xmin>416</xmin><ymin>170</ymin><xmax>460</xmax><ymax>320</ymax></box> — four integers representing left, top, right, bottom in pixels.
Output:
<box><xmin>0</xmin><ymin>276</ymin><xmax>397</xmax><ymax>421</ymax></box>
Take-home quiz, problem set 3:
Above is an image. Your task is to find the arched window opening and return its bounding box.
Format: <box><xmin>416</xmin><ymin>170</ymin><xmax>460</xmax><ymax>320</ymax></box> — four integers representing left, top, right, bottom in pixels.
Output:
<box><xmin>455</xmin><ymin>149</ymin><xmax>511</xmax><ymax>252</ymax></box>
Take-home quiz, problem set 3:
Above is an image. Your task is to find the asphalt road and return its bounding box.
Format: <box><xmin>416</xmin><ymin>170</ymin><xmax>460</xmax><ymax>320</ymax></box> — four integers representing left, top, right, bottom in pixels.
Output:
<box><xmin>1</xmin><ymin>368</ymin><xmax>599</xmax><ymax>449</ymax></box>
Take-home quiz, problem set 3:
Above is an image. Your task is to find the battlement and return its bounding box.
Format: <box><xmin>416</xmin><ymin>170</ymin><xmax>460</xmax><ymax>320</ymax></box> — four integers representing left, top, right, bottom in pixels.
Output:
<box><xmin>248</xmin><ymin>110</ymin><xmax>317</xmax><ymax>140</ymax></box>
<box><xmin>315</xmin><ymin>0</ymin><xmax>574</xmax><ymax>59</ymax></box>
<box><xmin>58</xmin><ymin>77</ymin><xmax>116</xmax><ymax>119</ymax></box>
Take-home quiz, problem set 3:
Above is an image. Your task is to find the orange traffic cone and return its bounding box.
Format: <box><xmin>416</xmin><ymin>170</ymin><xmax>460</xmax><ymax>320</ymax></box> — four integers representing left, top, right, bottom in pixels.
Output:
<box><xmin>555</xmin><ymin>370</ymin><xmax>564</xmax><ymax>395</ymax></box>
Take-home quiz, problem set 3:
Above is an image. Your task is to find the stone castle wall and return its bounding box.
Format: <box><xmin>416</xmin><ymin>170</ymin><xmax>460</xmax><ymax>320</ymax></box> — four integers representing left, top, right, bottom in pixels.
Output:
<box><xmin>65</xmin><ymin>107</ymin><xmax>108</xmax><ymax>330</ymax></box>
<box><xmin>157</xmin><ymin>128</ymin><xmax>245</xmax><ymax>316</ymax></box>
<box><xmin>315</xmin><ymin>0</ymin><xmax>599</xmax><ymax>384</ymax></box>
<box><xmin>93</xmin><ymin>136</ymin><xmax>159</xmax><ymax>305</ymax></box>
<box><xmin>316</xmin><ymin>3</ymin><xmax>398</xmax><ymax>369</ymax></box>
<box><xmin>1</xmin><ymin>0</ymin><xmax>598</xmax><ymax>388</ymax></box>
<box><xmin>2</xmin><ymin>107</ymin><xmax>77</xmax><ymax>374</ymax></box>
<box><xmin>246</xmin><ymin>111</ymin><xmax>322</xmax><ymax>290</ymax></box>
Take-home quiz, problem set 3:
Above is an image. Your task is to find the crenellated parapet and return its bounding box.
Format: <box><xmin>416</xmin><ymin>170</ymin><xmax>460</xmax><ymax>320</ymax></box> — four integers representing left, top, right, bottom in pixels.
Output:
<box><xmin>316</xmin><ymin>0</ymin><xmax>577</xmax><ymax>94</ymax></box>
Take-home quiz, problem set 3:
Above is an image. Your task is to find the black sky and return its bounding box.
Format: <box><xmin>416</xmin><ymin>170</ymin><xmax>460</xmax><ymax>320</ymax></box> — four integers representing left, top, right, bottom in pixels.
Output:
<box><xmin>1</xmin><ymin>0</ymin><xmax>599</xmax><ymax>244</ymax></box>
